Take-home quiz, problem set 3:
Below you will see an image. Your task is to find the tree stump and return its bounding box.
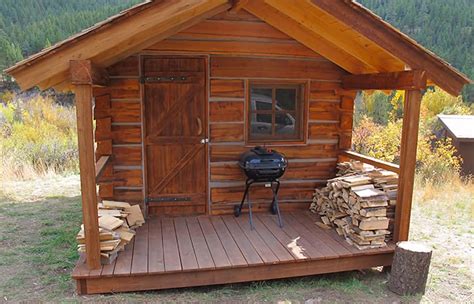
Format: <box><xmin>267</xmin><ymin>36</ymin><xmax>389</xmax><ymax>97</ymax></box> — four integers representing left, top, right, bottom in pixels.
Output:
<box><xmin>388</xmin><ymin>241</ymin><xmax>433</xmax><ymax>295</ymax></box>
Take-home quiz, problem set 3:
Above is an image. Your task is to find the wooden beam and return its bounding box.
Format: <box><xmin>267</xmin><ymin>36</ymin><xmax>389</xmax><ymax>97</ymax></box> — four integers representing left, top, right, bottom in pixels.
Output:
<box><xmin>70</xmin><ymin>60</ymin><xmax>109</xmax><ymax>87</ymax></box>
<box><xmin>342</xmin><ymin>70</ymin><xmax>427</xmax><ymax>91</ymax></box>
<box><xmin>95</xmin><ymin>155</ymin><xmax>111</xmax><ymax>182</ymax></box>
<box><xmin>311</xmin><ymin>0</ymin><xmax>470</xmax><ymax>96</ymax></box>
<box><xmin>265</xmin><ymin>0</ymin><xmax>404</xmax><ymax>73</ymax></box>
<box><xmin>74</xmin><ymin>80</ymin><xmax>101</xmax><ymax>269</ymax></box>
<box><xmin>8</xmin><ymin>0</ymin><xmax>231</xmax><ymax>90</ymax></box>
<box><xmin>244</xmin><ymin>0</ymin><xmax>371</xmax><ymax>74</ymax></box>
<box><xmin>394</xmin><ymin>90</ymin><xmax>422</xmax><ymax>242</ymax></box>
<box><xmin>340</xmin><ymin>150</ymin><xmax>400</xmax><ymax>174</ymax></box>
<box><xmin>75</xmin><ymin>252</ymin><xmax>394</xmax><ymax>294</ymax></box>
<box><xmin>229</xmin><ymin>0</ymin><xmax>249</xmax><ymax>13</ymax></box>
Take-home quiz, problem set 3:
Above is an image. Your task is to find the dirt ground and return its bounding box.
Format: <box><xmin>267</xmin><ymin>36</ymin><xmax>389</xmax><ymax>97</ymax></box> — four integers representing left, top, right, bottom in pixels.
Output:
<box><xmin>0</xmin><ymin>175</ymin><xmax>472</xmax><ymax>303</ymax></box>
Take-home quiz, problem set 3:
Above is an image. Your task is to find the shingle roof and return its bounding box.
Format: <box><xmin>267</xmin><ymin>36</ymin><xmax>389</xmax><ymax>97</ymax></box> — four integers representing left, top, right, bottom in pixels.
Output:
<box><xmin>438</xmin><ymin>115</ymin><xmax>474</xmax><ymax>140</ymax></box>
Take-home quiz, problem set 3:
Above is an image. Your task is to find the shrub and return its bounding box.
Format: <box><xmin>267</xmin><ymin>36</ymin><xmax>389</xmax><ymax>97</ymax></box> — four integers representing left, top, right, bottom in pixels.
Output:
<box><xmin>352</xmin><ymin>88</ymin><xmax>467</xmax><ymax>183</ymax></box>
<box><xmin>0</xmin><ymin>92</ymin><xmax>78</xmax><ymax>179</ymax></box>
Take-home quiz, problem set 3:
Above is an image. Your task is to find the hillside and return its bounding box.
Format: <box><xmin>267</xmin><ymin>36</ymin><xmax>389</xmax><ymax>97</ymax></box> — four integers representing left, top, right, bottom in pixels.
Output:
<box><xmin>0</xmin><ymin>0</ymin><xmax>472</xmax><ymax>100</ymax></box>
<box><xmin>0</xmin><ymin>0</ymin><xmax>141</xmax><ymax>75</ymax></box>
<box><xmin>358</xmin><ymin>0</ymin><xmax>473</xmax><ymax>101</ymax></box>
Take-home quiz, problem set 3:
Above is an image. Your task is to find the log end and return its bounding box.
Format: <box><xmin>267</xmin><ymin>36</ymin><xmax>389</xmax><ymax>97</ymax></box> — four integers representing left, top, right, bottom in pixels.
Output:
<box><xmin>398</xmin><ymin>241</ymin><xmax>432</xmax><ymax>253</ymax></box>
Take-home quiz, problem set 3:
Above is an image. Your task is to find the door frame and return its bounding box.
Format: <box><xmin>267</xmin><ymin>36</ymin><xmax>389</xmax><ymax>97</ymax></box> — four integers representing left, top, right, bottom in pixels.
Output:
<box><xmin>139</xmin><ymin>54</ymin><xmax>210</xmax><ymax>215</ymax></box>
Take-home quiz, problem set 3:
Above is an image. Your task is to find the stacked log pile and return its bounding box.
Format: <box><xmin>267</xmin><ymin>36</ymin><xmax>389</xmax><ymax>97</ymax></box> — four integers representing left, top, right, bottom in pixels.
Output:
<box><xmin>310</xmin><ymin>161</ymin><xmax>398</xmax><ymax>250</ymax></box>
<box><xmin>77</xmin><ymin>200</ymin><xmax>145</xmax><ymax>264</ymax></box>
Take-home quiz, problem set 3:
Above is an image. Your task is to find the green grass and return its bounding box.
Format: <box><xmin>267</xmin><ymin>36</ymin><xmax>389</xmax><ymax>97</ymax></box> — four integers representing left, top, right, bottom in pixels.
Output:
<box><xmin>0</xmin><ymin>175</ymin><xmax>472</xmax><ymax>303</ymax></box>
<box><xmin>0</xmin><ymin>195</ymin><xmax>82</xmax><ymax>301</ymax></box>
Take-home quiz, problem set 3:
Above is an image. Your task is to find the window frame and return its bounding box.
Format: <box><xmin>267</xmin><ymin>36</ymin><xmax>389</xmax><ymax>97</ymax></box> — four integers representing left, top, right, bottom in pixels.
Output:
<box><xmin>246</xmin><ymin>81</ymin><xmax>307</xmax><ymax>145</ymax></box>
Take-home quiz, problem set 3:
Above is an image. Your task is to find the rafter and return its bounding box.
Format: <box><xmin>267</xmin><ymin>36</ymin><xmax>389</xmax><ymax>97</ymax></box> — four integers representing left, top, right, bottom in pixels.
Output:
<box><xmin>229</xmin><ymin>0</ymin><xmax>249</xmax><ymax>13</ymax></box>
<box><xmin>311</xmin><ymin>0</ymin><xmax>471</xmax><ymax>96</ymax></box>
<box><xmin>265</xmin><ymin>0</ymin><xmax>404</xmax><ymax>73</ymax></box>
<box><xmin>244</xmin><ymin>0</ymin><xmax>371</xmax><ymax>74</ymax></box>
<box><xmin>9</xmin><ymin>0</ymin><xmax>231</xmax><ymax>90</ymax></box>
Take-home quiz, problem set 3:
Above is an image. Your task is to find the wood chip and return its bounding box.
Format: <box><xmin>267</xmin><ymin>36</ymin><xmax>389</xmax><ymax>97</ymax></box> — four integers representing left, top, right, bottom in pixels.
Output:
<box><xmin>125</xmin><ymin>205</ymin><xmax>144</xmax><ymax>227</ymax></box>
<box><xmin>98</xmin><ymin>215</ymin><xmax>124</xmax><ymax>231</ymax></box>
<box><xmin>102</xmin><ymin>200</ymin><xmax>131</xmax><ymax>209</ymax></box>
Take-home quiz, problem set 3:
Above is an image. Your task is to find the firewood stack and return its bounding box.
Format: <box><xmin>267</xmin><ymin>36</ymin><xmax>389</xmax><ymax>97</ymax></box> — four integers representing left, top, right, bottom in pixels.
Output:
<box><xmin>77</xmin><ymin>200</ymin><xmax>145</xmax><ymax>264</ymax></box>
<box><xmin>310</xmin><ymin>161</ymin><xmax>398</xmax><ymax>250</ymax></box>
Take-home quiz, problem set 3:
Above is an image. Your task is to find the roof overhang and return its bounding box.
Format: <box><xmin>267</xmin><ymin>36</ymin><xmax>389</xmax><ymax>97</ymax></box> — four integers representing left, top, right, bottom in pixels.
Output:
<box><xmin>5</xmin><ymin>0</ymin><xmax>472</xmax><ymax>95</ymax></box>
<box><xmin>438</xmin><ymin>115</ymin><xmax>474</xmax><ymax>142</ymax></box>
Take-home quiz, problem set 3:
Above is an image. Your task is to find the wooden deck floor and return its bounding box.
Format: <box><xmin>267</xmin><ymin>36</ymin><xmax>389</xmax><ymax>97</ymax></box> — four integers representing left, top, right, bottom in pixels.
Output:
<box><xmin>73</xmin><ymin>211</ymin><xmax>395</xmax><ymax>294</ymax></box>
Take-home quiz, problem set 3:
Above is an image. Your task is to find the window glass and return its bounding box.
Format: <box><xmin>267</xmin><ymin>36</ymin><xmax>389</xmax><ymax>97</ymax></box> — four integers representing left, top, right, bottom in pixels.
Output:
<box><xmin>275</xmin><ymin>113</ymin><xmax>296</xmax><ymax>136</ymax></box>
<box><xmin>250</xmin><ymin>113</ymin><xmax>272</xmax><ymax>136</ymax></box>
<box><xmin>276</xmin><ymin>88</ymin><xmax>297</xmax><ymax>111</ymax></box>
<box><xmin>251</xmin><ymin>88</ymin><xmax>272</xmax><ymax>111</ymax></box>
<box><xmin>248</xmin><ymin>84</ymin><xmax>304</xmax><ymax>142</ymax></box>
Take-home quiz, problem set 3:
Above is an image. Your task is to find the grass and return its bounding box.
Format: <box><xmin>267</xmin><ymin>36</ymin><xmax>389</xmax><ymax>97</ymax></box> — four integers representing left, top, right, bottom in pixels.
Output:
<box><xmin>0</xmin><ymin>175</ymin><xmax>472</xmax><ymax>303</ymax></box>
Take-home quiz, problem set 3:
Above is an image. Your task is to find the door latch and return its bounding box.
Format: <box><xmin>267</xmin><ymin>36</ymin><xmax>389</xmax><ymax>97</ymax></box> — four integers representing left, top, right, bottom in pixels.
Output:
<box><xmin>200</xmin><ymin>138</ymin><xmax>209</xmax><ymax>144</ymax></box>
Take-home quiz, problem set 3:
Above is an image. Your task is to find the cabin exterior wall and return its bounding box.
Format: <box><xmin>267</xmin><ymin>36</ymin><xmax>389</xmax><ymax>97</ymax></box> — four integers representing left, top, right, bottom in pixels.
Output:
<box><xmin>93</xmin><ymin>11</ymin><xmax>357</xmax><ymax>215</ymax></box>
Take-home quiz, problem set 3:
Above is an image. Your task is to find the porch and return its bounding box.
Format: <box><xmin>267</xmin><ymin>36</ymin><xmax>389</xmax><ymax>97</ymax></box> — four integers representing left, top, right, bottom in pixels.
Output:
<box><xmin>73</xmin><ymin>210</ymin><xmax>394</xmax><ymax>294</ymax></box>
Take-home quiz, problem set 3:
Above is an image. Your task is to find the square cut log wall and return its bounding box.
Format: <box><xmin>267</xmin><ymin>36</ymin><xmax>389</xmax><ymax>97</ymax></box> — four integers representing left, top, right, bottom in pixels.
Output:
<box><xmin>93</xmin><ymin>10</ymin><xmax>357</xmax><ymax>215</ymax></box>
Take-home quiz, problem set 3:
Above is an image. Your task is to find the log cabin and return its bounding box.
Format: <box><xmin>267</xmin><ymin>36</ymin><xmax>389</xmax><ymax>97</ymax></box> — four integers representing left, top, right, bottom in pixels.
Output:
<box><xmin>5</xmin><ymin>0</ymin><xmax>472</xmax><ymax>295</ymax></box>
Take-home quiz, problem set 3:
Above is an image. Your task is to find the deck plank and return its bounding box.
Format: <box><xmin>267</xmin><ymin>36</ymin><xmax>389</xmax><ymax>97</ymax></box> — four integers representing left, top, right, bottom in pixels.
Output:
<box><xmin>73</xmin><ymin>254</ymin><xmax>90</xmax><ymax>278</ymax></box>
<box><xmin>113</xmin><ymin>238</ymin><xmax>135</xmax><ymax>275</ymax></box>
<box><xmin>148</xmin><ymin>217</ymin><xmax>165</xmax><ymax>273</ymax></box>
<box><xmin>235</xmin><ymin>215</ymin><xmax>279</xmax><ymax>264</ymax></box>
<box><xmin>252</xmin><ymin>216</ymin><xmax>295</xmax><ymax>262</ymax></box>
<box><xmin>284</xmin><ymin>213</ymin><xmax>339</xmax><ymax>258</ymax></box>
<box><xmin>259</xmin><ymin>214</ymin><xmax>325</xmax><ymax>260</ymax></box>
<box><xmin>73</xmin><ymin>213</ymin><xmax>397</xmax><ymax>294</ymax></box>
<box><xmin>101</xmin><ymin>258</ymin><xmax>117</xmax><ymax>276</ymax></box>
<box><xmin>222</xmin><ymin>215</ymin><xmax>263</xmax><ymax>265</ymax></box>
<box><xmin>174</xmin><ymin>217</ymin><xmax>199</xmax><ymax>271</ymax></box>
<box><xmin>198</xmin><ymin>217</ymin><xmax>232</xmax><ymax>268</ymax></box>
<box><xmin>186</xmin><ymin>217</ymin><xmax>215</xmax><ymax>270</ymax></box>
<box><xmin>300</xmin><ymin>212</ymin><xmax>361</xmax><ymax>256</ymax></box>
<box><xmin>210</xmin><ymin>216</ymin><xmax>248</xmax><ymax>267</ymax></box>
<box><xmin>131</xmin><ymin>222</ymin><xmax>149</xmax><ymax>274</ymax></box>
<box><xmin>258</xmin><ymin>214</ymin><xmax>309</xmax><ymax>260</ymax></box>
<box><xmin>294</xmin><ymin>211</ymin><xmax>354</xmax><ymax>256</ymax></box>
<box><xmin>162</xmin><ymin>218</ymin><xmax>182</xmax><ymax>272</ymax></box>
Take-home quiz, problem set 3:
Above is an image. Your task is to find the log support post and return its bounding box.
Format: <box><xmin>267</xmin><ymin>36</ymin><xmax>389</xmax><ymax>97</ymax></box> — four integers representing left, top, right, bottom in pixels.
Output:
<box><xmin>394</xmin><ymin>88</ymin><xmax>423</xmax><ymax>242</ymax></box>
<box><xmin>70</xmin><ymin>60</ymin><xmax>109</xmax><ymax>269</ymax></box>
<box><xmin>388</xmin><ymin>241</ymin><xmax>433</xmax><ymax>295</ymax></box>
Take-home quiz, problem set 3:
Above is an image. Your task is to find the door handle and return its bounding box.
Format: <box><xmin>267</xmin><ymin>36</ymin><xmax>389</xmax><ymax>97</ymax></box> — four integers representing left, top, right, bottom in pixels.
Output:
<box><xmin>200</xmin><ymin>138</ymin><xmax>209</xmax><ymax>144</ymax></box>
<box><xmin>196</xmin><ymin>117</ymin><xmax>203</xmax><ymax>136</ymax></box>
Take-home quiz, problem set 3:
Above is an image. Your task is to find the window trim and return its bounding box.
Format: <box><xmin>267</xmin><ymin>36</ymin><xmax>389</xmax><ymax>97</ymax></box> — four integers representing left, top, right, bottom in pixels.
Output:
<box><xmin>245</xmin><ymin>80</ymin><xmax>307</xmax><ymax>145</ymax></box>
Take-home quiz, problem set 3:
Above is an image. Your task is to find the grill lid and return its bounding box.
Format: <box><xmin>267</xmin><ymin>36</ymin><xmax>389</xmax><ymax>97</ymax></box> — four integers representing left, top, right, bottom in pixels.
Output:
<box><xmin>239</xmin><ymin>146</ymin><xmax>287</xmax><ymax>181</ymax></box>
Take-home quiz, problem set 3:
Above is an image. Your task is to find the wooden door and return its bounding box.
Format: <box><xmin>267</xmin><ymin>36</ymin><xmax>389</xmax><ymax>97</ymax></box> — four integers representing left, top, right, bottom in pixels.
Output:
<box><xmin>143</xmin><ymin>56</ymin><xmax>207</xmax><ymax>215</ymax></box>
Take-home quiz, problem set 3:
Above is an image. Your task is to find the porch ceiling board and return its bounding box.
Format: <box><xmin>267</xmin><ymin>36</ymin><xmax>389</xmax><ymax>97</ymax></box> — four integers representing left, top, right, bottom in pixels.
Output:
<box><xmin>263</xmin><ymin>0</ymin><xmax>405</xmax><ymax>73</ymax></box>
<box><xmin>6</xmin><ymin>0</ymin><xmax>231</xmax><ymax>90</ymax></box>
<box><xmin>244</xmin><ymin>0</ymin><xmax>371</xmax><ymax>74</ymax></box>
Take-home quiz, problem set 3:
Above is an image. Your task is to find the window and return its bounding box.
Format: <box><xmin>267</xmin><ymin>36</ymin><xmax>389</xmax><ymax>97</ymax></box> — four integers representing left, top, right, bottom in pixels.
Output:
<box><xmin>248</xmin><ymin>83</ymin><xmax>305</xmax><ymax>142</ymax></box>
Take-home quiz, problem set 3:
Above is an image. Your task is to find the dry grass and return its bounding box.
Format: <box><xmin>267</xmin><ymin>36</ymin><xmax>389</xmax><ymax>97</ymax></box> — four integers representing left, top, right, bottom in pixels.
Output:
<box><xmin>0</xmin><ymin>174</ymin><xmax>472</xmax><ymax>303</ymax></box>
<box><xmin>411</xmin><ymin>174</ymin><xmax>474</xmax><ymax>303</ymax></box>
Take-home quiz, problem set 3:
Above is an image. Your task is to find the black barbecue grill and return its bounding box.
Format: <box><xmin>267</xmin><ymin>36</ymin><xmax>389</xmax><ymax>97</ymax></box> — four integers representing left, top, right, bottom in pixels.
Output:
<box><xmin>234</xmin><ymin>146</ymin><xmax>287</xmax><ymax>229</ymax></box>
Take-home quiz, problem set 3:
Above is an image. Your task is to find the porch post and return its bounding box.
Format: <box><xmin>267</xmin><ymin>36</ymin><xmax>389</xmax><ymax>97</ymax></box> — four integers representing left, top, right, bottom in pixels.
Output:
<box><xmin>394</xmin><ymin>89</ymin><xmax>422</xmax><ymax>242</ymax></box>
<box><xmin>70</xmin><ymin>60</ymin><xmax>106</xmax><ymax>269</ymax></box>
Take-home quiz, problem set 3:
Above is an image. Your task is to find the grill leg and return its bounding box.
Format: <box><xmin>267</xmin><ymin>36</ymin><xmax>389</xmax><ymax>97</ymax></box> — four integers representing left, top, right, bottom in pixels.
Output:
<box><xmin>247</xmin><ymin>186</ymin><xmax>255</xmax><ymax>230</ymax></box>
<box><xmin>234</xmin><ymin>179</ymin><xmax>255</xmax><ymax>230</ymax></box>
<box><xmin>271</xmin><ymin>180</ymin><xmax>283</xmax><ymax>228</ymax></box>
<box><xmin>235</xmin><ymin>179</ymin><xmax>251</xmax><ymax>217</ymax></box>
